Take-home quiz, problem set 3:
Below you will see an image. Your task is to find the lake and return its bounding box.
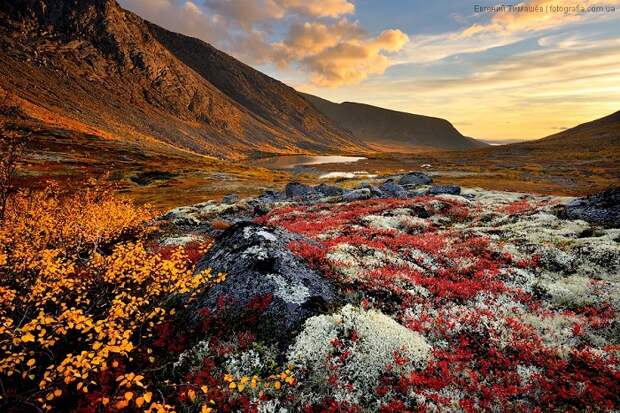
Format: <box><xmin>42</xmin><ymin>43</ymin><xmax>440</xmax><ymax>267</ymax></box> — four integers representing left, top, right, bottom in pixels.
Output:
<box><xmin>251</xmin><ymin>155</ymin><xmax>367</xmax><ymax>170</ymax></box>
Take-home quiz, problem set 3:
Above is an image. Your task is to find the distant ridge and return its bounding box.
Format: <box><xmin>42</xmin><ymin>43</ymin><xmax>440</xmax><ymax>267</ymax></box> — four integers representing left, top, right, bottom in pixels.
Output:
<box><xmin>301</xmin><ymin>93</ymin><xmax>488</xmax><ymax>151</ymax></box>
<box><xmin>533</xmin><ymin>110</ymin><xmax>620</xmax><ymax>145</ymax></box>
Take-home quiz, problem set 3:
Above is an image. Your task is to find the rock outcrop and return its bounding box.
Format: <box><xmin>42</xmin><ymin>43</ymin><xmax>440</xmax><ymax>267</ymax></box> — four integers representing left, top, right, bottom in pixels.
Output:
<box><xmin>399</xmin><ymin>172</ymin><xmax>433</xmax><ymax>186</ymax></box>
<box><xmin>564</xmin><ymin>187</ymin><xmax>620</xmax><ymax>227</ymax></box>
<box><xmin>191</xmin><ymin>223</ymin><xmax>336</xmax><ymax>345</ymax></box>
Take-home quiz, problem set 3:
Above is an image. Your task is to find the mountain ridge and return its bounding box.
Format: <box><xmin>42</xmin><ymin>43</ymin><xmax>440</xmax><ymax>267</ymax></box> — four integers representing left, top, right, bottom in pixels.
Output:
<box><xmin>0</xmin><ymin>0</ymin><xmax>368</xmax><ymax>159</ymax></box>
<box><xmin>301</xmin><ymin>92</ymin><xmax>488</xmax><ymax>151</ymax></box>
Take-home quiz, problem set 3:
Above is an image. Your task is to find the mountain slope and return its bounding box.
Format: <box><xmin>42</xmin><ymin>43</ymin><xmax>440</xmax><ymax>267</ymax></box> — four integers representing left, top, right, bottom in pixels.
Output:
<box><xmin>532</xmin><ymin>110</ymin><xmax>620</xmax><ymax>146</ymax></box>
<box><xmin>0</xmin><ymin>0</ymin><xmax>367</xmax><ymax>159</ymax></box>
<box><xmin>302</xmin><ymin>93</ymin><xmax>487</xmax><ymax>151</ymax></box>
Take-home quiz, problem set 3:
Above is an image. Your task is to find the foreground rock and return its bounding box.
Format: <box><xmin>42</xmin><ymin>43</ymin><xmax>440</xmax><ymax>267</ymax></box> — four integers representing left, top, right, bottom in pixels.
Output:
<box><xmin>191</xmin><ymin>223</ymin><xmax>336</xmax><ymax>345</ymax></box>
<box><xmin>564</xmin><ymin>187</ymin><xmax>620</xmax><ymax>227</ymax></box>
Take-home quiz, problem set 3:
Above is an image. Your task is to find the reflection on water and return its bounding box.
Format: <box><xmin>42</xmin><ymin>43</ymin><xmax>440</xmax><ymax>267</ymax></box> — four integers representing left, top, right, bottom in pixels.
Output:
<box><xmin>252</xmin><ymin>155</ymin><xmax>366</xmax><ymax>169</ymax></box>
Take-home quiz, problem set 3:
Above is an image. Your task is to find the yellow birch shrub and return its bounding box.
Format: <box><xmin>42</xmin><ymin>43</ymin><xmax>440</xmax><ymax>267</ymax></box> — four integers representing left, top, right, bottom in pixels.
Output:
<box><xmin>0</xmin><ymin>179</ymin><xmax>222</xmax><ymax>412</ymax></box>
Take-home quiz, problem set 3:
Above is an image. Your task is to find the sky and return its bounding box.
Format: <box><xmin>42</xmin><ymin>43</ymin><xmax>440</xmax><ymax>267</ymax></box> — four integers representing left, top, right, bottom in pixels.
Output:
<box><xmin>118</xmin><ymin>0</ymin><xmax>620</xmax><ymax>142</ymax></box>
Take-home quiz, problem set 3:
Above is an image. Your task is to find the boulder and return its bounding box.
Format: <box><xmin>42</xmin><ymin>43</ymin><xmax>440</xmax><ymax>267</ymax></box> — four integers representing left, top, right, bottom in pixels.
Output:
<box><xmin>399</xmin><ymin>172</ymin><xmax>432</xmax><ymax>186</ymax></box>
<box><xmin>191</xmin><ymin>223</ymin><xmax>336</xmax><ymax>345</ymax></box>
<box><xmin>222</xmin><ymin>194</ymin><xmax>239</xmax><ymax>204</ymax></box>
<box><xmin>342</xmin><ymin>188</ymin><xmax>372</xmax><ymax>202</ymax></box>
<box><xmin>429</xmin><ymin>185</ymin><xmax>461</xmax><ymax>195</ymax></box>
<box><xmin>379</xmin><ymin>179</ymin><xmax>408</xmax><ymax>198</ymax></box>
<box><xmin>315</xmin><ymin>183</ymin><xmax>344</xmax><ymax>197</ymax></box>
<box><xmin>285</xmin><ymin>182</ymin><xmax>316</xmax><ymax>199</ymax></box>
<box><xmin>257</xmin><ymin>189</ymin><xmax>281</xmax><ymax>203</ymax></box>
<box><xmin>564</xmin><ymin>188</ymin><xmax>620</xmax><ymax>227</ymax></box>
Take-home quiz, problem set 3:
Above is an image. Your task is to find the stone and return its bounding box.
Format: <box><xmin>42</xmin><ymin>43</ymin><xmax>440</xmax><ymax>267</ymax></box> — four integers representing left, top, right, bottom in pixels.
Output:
<box><xmin>285</xmin><ymin>182</ymin><xmax>316</xmax><ymax>199</ymax></box>
<box><xmin>222</xmin><ymin>194</ymin><xmax>239</xmax><ymax>204</ymax></box>
<box><xmin>191</xmin><ymin>223</ymin><xmax>336</xmax><ymax>345</ymax></box>
<box><xmin>342</xmin><ymin>188</ymin><xmax>372</xmax><ymax>202</ymax></box>
<box><xmin>429</xmin><ymin>185</ymin><xmax>461</xmax><ymax>195</ymax></box>
<box><xmin>398</xmin><ymin>172</ymin><xmax>432</xmax><ymax>186</ymax></box>
<box><xmin>564</xmin><ymin>188</ymin><xmax>620</xmax><ymax>227</ymax></box>
<box><xmin>314</xmin><ymin>183</ymin><xmax>344</xmax><ymax>197</ymax></box>
<box><xmin>379</xmin><ymin>179</ymin><xmax>408</xmax><ymax>198</ymax></box>
<box><xmin>257</xmin><ymin>189</ymin><xmax>281</xmax><ymax>203</ymax></box>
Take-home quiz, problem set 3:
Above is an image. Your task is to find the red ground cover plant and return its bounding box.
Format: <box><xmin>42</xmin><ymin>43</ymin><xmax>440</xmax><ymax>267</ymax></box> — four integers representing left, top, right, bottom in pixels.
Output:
<box><xmin>256</xmin><ymin>194</ymin><xmax>620</xmax><ymax>411</ymax></box>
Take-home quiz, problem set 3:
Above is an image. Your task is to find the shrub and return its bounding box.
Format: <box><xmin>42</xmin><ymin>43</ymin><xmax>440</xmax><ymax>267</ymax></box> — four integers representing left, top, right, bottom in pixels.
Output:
<box><xmin>0</xmin><ymin>180</ymin><xmax>226</xmax><ymax>412</ymax></box>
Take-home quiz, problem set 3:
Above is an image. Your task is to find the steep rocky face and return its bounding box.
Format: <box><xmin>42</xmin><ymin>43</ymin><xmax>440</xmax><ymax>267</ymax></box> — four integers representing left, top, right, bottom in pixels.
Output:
<box><xmin>0</xmin><ymin>0</ymin><xmax>366</xmax><ymax>159</ymax></box>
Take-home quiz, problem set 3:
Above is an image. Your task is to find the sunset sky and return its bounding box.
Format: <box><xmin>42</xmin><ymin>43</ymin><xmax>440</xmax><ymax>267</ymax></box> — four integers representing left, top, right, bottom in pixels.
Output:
<box><xmin>119</xmin><ymin>0</ymin><xmax>620</xmax><ymax>142</ymax></box>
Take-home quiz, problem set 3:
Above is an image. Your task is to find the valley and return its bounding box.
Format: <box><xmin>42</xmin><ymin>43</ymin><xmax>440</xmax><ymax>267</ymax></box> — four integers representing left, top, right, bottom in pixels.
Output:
<box><xmin>0</xmin><ymin>1</ymin><xmax>618</xmax><ymax>412</ymax></box>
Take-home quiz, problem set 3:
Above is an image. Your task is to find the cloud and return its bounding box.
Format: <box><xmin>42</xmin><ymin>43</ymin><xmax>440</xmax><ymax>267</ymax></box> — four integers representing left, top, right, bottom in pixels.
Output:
<box><xmin>270</xmin><ymin>21</ymin><xmax>408</xmax><ymax>86</ymax></box>
<box><xmin>307</xmin><ymin>34</ymin><xmax>620</xmax><ymax>140</ymax></box>
<box><xmin>119</xmin><ymin>0</ymin><xmax>405</xmax><ymax>87</ymax></box>
<box><xmin>465</xmin><ymin>0</ymin><xmax>620</xmax><ymax>36</ymax></box>
<box><xmin>201</xmin><ymin>0</ymin><xmax>353</xmax><ymax>28</ymax></box>
<box><xmin>399</xmin><ymin>0</ymin><xmax>620</xmax><ymax>65</ymax></box>
<box><xmin>287</xmin><ymin>28</ymin><xmax>408</xmax><ymax>87</ymax></box>
<box><xmin>271</xmin><ymin>19</ymin><xmax>366</xmax><ymax>63</ymax></box>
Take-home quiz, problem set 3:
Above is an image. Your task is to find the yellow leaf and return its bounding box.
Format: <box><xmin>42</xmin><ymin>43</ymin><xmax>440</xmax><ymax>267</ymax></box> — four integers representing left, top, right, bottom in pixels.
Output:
<box><xmin>274</xmin><ymin>381</ymin><xmax>281</xmax><ymax>390</ymax></box>
<box><xmin>124</xmin><ymin>391</ymin><xmax>133</xmax><ymax>401</ymax></box>
<box><xmin>22</xmin><ymin>333</ymin><xmax>35</xmax><ymax>343</ymax></box>
<box><xmin>201</xmin><ymin>385</ymin><xmax>209</xmax><ymax>394</ymax></box>
<box><xmin>188</xmin><ymin>389</ymin><xmax>196</xmax><ymax>402</ymax></box>
<box><xmin>54</xmin><ymin>389</ymin><xmax>62</xmax><ymax>397</ymax></box>
<box><xmin>201</xmin><ymin>406</ymin><xmax>212</xmax><ymax>413</ymax></box>
<box><xmin>143</xmin><ymin>392</ymin><xmax>152</xmax><ymax>403</ymax></box>
<box><xmin>135</xmin><ymin>396</ymin><xmax>144</xmax><ymax>407</ymax></box>
<box><xmin>27</xmin><ymin>359</ymin><xmax>36</xmax><ymax>367</ymax></box>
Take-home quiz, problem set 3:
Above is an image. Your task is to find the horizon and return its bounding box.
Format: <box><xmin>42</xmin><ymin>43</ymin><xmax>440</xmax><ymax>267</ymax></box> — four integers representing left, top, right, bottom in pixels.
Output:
<box><xmin>119</xmin><ymin>0</ymin><xmax>620</xmax><ymax>142</ymax></box>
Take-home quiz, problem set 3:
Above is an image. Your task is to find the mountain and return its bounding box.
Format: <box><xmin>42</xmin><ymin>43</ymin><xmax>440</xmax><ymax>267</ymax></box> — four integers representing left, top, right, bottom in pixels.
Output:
<box><xmin>301</xmin><ymin>93</ymin><xmax>487</xmax><ymax>151</ymax></box>
<box><xmin>531</xmin><ymin>110</ymin><xmax>620</xmax><ymax>146</ymax></box>
<box><xmin>0</xmin><ymin>0</ymin><xmax>367</xmax><ymax>160</ymax></box>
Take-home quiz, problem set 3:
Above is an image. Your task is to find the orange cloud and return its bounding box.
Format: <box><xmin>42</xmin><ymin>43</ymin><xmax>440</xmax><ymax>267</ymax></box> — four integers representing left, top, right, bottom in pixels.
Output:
<box><xmin>120</xmin><ymin>0</ymin><xmax>405</xmax><ymax>87</ymax></box>
<box><xmin>272</xmin><ymin>19</ymin><xmax>366</xmax><ymax>63</ymax></box>
<box><xmin>278</xmin><ymin>0</ymin><xmax>355</xmax><ymax>18</ymax></box>
<box><xmin>304</xmin><ymin>29</ymin><xmax>409</xmax><ymax>87</ymax></box>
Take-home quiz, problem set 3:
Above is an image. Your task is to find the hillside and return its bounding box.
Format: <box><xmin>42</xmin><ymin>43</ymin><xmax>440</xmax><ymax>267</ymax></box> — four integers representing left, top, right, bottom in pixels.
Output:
<box><xmin>0</xmin><ymin>0</ymin><xmax>367</xmax><ymax>160</ymax></box>
<box><xmin>529</xmin><ymin>110</ymin><xmax>620</xmax><ymax>146</ymax></box>
<box><xmin>302</xmin><ymin>93</ymin><xmax>487</xmax><ymax>151</ymax></box>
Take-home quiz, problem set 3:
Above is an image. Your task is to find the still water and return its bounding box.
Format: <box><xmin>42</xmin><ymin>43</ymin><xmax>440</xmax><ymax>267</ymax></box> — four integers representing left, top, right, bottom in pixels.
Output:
<box><xmin>252</xmin><ymin>155</ymin><xmax>366</xmax><ymax>170</ymax></box>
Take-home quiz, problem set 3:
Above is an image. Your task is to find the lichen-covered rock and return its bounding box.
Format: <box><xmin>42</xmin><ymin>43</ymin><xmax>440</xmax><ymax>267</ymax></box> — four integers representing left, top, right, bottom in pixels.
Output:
<box><xmin>342</xmin><ymin>188</ymin><xmax>372</xmax><ymax>202</ymax></box>
<box><xmin>315</xmin><ymin>183</ymin><xmax>344</xmax><ymax>197</ymax></box>
<box><xmin>285</xmin><ymin>182</ymin><xmax>316</xmax><ymax>199</ymax></box>
<box><xmin>191</xmin><ymin>223</ymin><xmax>335</xmax><ymax>345</ymax></box>
<box><xmin>288</xmin><ymin>305</ymin><xmax>431</xmax><ymax>406</ymax></box>
<box><xmin>258</xmin><ymin>189</ymin><xmax>282</xmax><ymax>203</ymax></box>
<box><xmin>163</xmin><ymin>201</ymin><xmax>243</xmax><ymax>226</ymax></box>
<box><xmin>398</xmin><ymin>172</ymin><xmax>432</xmax><ymax>186</ymax></box>
<box><xmin>564</xmin><ymin>187</ymin><xmax>620</xmax><ymax>227</ymax></box>
<box><xmin>379</xmin><ymin>179</ymin><xmax>408</xmax><ymax>198</ymax></box>
<box><xmin>222</xmin><ymin>194</ymin><xmax>239</xmax><ymax>204</ymax></box>
<box><xmin>429</xmin><ymin>184</ymin><xmax>461</xmax><ymax>195</ymax></box>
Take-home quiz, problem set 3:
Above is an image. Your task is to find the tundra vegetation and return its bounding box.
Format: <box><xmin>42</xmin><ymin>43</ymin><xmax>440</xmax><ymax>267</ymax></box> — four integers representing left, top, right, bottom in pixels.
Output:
<box><xmin>1</xmin><ymin>150</ymin><xmax>619</xmax><ymax>412</ymax></box>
